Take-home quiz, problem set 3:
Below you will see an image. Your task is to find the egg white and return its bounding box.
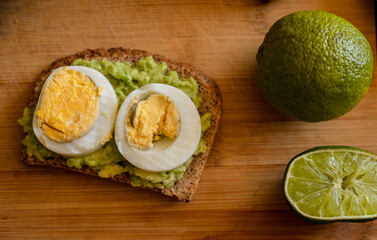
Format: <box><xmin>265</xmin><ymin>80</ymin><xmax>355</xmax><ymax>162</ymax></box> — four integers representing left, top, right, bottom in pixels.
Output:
<box><xmin>115</xmin><ymin>83</ymin><xmax>201</xmax><ymax>172</ymax></box>
<box><xmin>32</xmin><ymin>66</ymin><xmax>118</xmax><ymax>157</ymax></box>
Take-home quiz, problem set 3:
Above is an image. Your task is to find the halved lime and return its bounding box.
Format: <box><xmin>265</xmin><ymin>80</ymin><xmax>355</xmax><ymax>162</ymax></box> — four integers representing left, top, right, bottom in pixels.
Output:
<box><xmin>284</xmin><ymin>146</ymin><xmax>377</xmax><ymax>223</ymax></box>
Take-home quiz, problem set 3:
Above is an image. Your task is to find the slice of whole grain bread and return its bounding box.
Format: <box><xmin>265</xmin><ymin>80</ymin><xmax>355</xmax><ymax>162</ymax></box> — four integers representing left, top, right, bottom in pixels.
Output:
<box><xmin>23</xmin><ymin>47</ymin><xmax>222</xmax><ymax>202</ymax></box>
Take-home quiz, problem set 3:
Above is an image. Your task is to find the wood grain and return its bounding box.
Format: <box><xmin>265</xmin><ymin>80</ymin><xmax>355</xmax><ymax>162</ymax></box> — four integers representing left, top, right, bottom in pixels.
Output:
<box><xmin>0</xmin><ymin>0</ymin><xmax>376</xmax><ymax>239</ymax></box>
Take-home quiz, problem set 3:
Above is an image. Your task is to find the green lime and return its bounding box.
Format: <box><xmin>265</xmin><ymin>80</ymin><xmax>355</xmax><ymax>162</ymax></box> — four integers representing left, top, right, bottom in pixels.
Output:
<box><xmin>284</xmin><ymin>146</ymin><xmax>377</xmax><ymax>223</ymax></box>
<box><xmin>257</xmin><ymin>10</ymin><xmax>373</xmax><ymax>122</ymax></box>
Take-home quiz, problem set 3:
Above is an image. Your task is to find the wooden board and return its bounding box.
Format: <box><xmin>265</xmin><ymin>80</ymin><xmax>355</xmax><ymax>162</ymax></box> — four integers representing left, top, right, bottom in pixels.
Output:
<box><xmin>0</xmin><ymin>0</ymin><xmax>376</xmax><ymax>239</ymax></box>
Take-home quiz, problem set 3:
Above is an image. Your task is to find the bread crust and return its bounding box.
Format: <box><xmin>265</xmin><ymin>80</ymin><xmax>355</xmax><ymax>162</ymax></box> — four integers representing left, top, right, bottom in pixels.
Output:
<box><xmin>22</xmin><ymin>48</ymin><xmax>222</xmax><ymax>202</ymax></box>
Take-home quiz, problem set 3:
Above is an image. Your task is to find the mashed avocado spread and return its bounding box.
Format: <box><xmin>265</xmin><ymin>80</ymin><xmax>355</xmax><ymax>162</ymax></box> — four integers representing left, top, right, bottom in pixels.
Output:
<box><xmin>18</xmin><ymin>57</ymin><xmax>212</xmax><ymax>189</ymax></box>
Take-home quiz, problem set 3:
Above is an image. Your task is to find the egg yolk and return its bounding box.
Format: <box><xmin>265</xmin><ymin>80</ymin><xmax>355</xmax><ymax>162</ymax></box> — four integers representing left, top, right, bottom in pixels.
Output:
<box><xmin>126</xmin><ymin>94</ymin><xmax>180</xmax><ymax>150</ymax></box>
<box><xmin>35</xmin><ymin>68</ymin><xmax>100</xmax><ymax>142</ymax></box>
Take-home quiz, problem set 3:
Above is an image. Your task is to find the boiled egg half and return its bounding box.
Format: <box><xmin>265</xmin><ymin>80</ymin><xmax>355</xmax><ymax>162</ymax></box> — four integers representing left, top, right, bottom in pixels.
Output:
<box><xmin>33</xmin><ymin>66</ymin><xmax>118</xmax><ymax>157</ymax></box>
<box><xmin>115</xmin><ymin>83</ymin><xmax>201</xmax><ymax>172</ymax></box>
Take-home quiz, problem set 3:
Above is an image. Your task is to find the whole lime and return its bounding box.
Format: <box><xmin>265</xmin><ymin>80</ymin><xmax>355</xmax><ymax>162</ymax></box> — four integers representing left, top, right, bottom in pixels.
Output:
<box><xmin>256</xmin><ymin>10</ymin><xmax>373</xmax><ymax>122</ymax></box>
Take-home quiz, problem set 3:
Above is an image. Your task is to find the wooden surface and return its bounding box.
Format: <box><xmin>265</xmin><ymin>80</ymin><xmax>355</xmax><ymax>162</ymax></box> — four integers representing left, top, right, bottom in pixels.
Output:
<box><xmin>0</xmin><ymin>0</ymin><xmax>376</xmax><ymax>239</ymax></box>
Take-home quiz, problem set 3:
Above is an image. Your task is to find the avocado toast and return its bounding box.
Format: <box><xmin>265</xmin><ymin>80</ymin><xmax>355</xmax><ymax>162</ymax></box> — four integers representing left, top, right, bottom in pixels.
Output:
<box><xmin>19</xmin><ymin>47</ymin><xmax>222</xmax><ymax>202</ymax></box>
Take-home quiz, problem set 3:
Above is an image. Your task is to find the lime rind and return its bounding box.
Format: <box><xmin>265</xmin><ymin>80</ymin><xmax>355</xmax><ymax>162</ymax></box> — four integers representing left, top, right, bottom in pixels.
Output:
<box><xmin>284</xmin><ymin>146</ymin><xmax>377</xmax><ymax>223</ymax></box>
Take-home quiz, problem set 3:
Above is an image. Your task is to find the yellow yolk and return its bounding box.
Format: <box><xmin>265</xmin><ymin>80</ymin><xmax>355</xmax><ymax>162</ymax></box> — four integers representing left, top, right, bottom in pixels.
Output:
<box><xmin>36</xmin><ymin>68</ymin><xmax>100</xmax><ymax>142</ymax></box>
<box><xmin>126</xmin><ymin>94</ymin><xmax>180</xmax><ymax>150</ymax></box>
